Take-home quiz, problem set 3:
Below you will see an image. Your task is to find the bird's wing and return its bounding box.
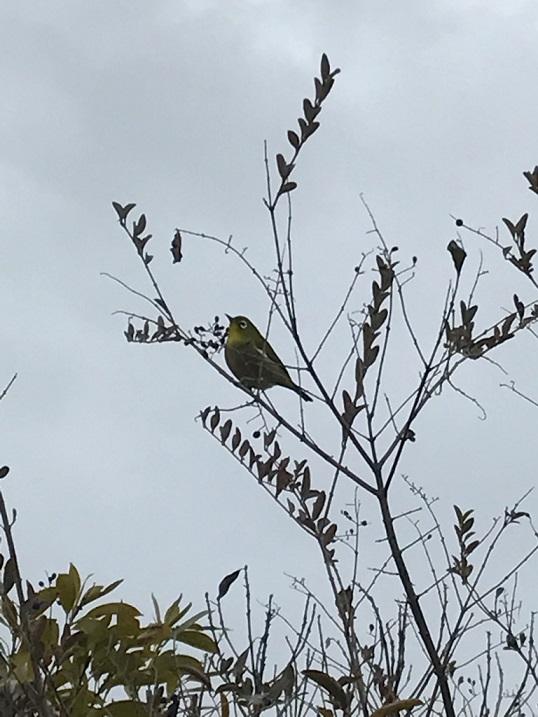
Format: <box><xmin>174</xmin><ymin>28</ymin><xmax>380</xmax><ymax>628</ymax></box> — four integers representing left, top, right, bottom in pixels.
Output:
<box><xmin>248</xmin><ymin>341</ymin><xmax>293</xmax><ymax>382</ymax></box>
<box><xmin>256</xmin><ymin>338</ymin><xmax>285</xmax><ymax>367</ymax></box>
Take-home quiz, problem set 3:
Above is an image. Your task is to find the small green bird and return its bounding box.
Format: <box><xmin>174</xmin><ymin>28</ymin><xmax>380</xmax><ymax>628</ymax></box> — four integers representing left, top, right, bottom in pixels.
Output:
<box><xmin>225</xmin><ymin>315</ymin><xmax>312</xmax><ymax>402</ymax></box>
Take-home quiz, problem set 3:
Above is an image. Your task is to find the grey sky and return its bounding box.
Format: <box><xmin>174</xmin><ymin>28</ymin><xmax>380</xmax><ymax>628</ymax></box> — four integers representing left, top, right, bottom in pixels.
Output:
<box><xmin>1</xmin><ymin>0</ymin><xmax>537</xmax><ymax>661</ymax></box>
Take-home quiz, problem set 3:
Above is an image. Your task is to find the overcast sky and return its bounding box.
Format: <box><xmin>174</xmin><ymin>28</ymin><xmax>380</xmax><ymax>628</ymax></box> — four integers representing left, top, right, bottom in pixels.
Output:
<box><xmin>1</xmin><ymin>0</ymin><xmax>537</xmax><ymax>674</ymax></box>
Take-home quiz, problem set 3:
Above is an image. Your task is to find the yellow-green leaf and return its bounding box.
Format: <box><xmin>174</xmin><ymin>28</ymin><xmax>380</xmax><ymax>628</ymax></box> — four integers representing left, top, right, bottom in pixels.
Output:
<box><xmin>69</xmin><ymin>563</ymin><xmax>81</xmax><ymax>601</ymax></box>
<box><xmin>84</xmin><ymin>602</ymin><xmax>141</xmax><ymax>620</ymax></box>
<box><xmin>57</xmin><ymin>571</ymin><xmax>77</xmax><ymax>613</ymax></box>
<box><xmin>164</xmin><ymin>597</ymin><xmax>189</xmax><ymax>627</ymax></box>
<box><xmin>371</xmin><ymin>699</ymin><xmax>423</xmax><ymax>717</ymax></box>
<box><xmin>105</xmin><ymin>700</ymin><xmax>148</xmax><ymax>717</ymax></box>
<box><xmin>76</xmin><ymin>614</ymin><xmax>111</xmax><ymax>643</ymax></box>
<box><xmin>174</xmin><ymin>628</ymin><xmax>217</xmax><ymax>653</ymax></box>
<box><xmin>2</xmin><ymin>595</ymin><xmax>19</xmax><ymax>630</ymax></box>
<box><xmin>40</xmin><ymin>617</ymin><xmax>59</xmax><ymax>652</ymax></box>
<box><xmin>80</xmin><ymin>579</ymin><xmax>123</xmax><ymax>609</ymax></box>
<box><xmin>32</xmin><ymin>586</ymin><xmax>58</xmax><ymax>616</ymax></box>
<box><xmin>11</xmin><ymin>649</ymin><xmax>34</xmax><ymax>683</ymax></box>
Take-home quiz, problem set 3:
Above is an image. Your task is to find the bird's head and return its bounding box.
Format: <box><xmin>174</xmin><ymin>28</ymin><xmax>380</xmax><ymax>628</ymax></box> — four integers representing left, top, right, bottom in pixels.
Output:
<box><xmin>225</xmin><ymin>315</ymin><xmax>260</xmax><ymax>345</ymax></box>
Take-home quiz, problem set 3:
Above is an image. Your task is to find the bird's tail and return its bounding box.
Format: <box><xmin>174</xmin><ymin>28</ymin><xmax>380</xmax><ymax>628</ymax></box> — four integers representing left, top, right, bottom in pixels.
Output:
<box><xmin>291</xmin><ymin>383</ymin><xmax>313</xmax><ymax>402</ymax></box>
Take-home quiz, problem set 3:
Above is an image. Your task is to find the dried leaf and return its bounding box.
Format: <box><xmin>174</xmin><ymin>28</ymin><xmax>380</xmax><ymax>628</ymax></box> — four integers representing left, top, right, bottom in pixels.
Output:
<box><xmin>171</xmin><ymin>229</ymin><xmax>183</xmax><ymax>263</ymax></box>
<box><xmin>322</xmin><ymin>523</ymin><xmax>337</xmax><ymax>546</ymax></box>
<box><xmin>302</xmin><ymin>670</ymin><xmax>347</xmax><ymax>710</ymax></box>
<box><xmin>371</xmin><ymin>698</ymin><xmax>423</xmax><ymax>716</ymax></box>
<box><xmin>447</xmin><ymin>240</ymin><xmax>467</xmax><ymax>274</ymax></box>
<box><xmin>311</xmin><ymin>492</ymin><xmax>326</xmax><ymax>520</ymax></box>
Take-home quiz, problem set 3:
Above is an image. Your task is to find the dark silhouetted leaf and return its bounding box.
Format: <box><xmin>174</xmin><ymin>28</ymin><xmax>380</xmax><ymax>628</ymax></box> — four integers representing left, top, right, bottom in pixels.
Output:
<box><xmin>133</xmin><ymin>214</ymin><xmax>147</xmax><ymax>236</ymax></box>
<box><xmin>209</xmin><ymin>408</ymin><xmax>221</xmax><ymax>432</ymax></box>
<box><xmin>0</xmin><ymin>466</ymin><xmax>10</xmax><ymax>479</ymax></box>
<box><xmin>320</xmin><ymin>53</ymin><xmax>330</xmax><ymax>80</ymax></box>
<box><xmin>502</xmin><ymin>217</ymin><xmax>516</xmax><ymax>238</ymax></box>
<box><xmin>3</xmin><ymin>558</ymin><xmax>17</xmax><ymax>595</ymax></box>
<box><xmin>219</xmin><ymin>420</ymin><xmax>232</xmax><ymax>443</ymax></box>
<box><xmin>303</xmin><ymin>121</ymin><xmax>320</xmax><ymax>139</ymax></box>
<box><xmin>154</xmin><ymin>297</ymin><xmax>169</xmax><ymax>313</ymax></box>
<box><xmin>322</xmin><ymin>523</ymin><xmax>337</xmax><ymax>547</ymax></box>
<box><xmin>466</xmin><ymin>540</ymin><xmax>480</xmax><ymax>555</ymax></box>
<box><xmin>311</xmin><ymin>491</ymin><xmax>326</xmax><ymax>520</ymax></box>
<box><xmin>287</xmin><ymin>130</ymin><xmax>300</xmax><ymax>149</ymax></box>
<box><xmin>447</xmin><ymin>240</ymin><xmax>467</xmax><ymax>274</ymax></box>
<box><xmin>199</xmin><ymin>406</ymin><xmax>211</xmax><ymax>426</ymax></box>
<box><xmin>280</xmin><ymin>181</ymin><xmax>297</xmax><ymax>194</ymax></box>
<box><xmin>231</xmin><ymin>428</ymin><xmax>242</xmax><ymax>452</ymax></box>
<box><xmin>171</xmin><ymin>229</ymin><xmax>183</xmax><ymax>263</ymax></box>
<box><xmin>112</xmin><ymin>201</ymin><xmax>136</xmax><ymax>223</ymax></box>
<box><xmin>276</xmin><ymin>469</ymin><xmax>292</xmax><ymax>496</ymax></box>
<box><xmin>233</xmin><ymin>647</ymin><xmax>249</xmax><ymax>680</ymax></box>
<box><xmin>515</xmin><ymin>213</ymin><xmax>528</xmax><ymax>237</ymax></box>
<box><xmin>238</xmin><ymin>440</ymin><xmax>250</xmax><ymax>460</ymax></box>
<box><xmin>276</xmin><ymin>154</ymin><xmax>289</xmax><ymax>179</ymax></box>
<box><xmin>371</xmin><ymin>699</ymin><xmax>423</xmax><ymax>717</ymax></box>
<box><xmin>218</xmin><ymin>569</ymin><xmax>240</xmax><ymax>600</ymax></box>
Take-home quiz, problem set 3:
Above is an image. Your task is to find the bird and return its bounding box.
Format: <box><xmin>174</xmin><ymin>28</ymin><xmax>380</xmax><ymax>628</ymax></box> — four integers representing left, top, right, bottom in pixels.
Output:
<box><xmin>224</xmin><ymin>315</ymin><xmax>312</xmax><ymax>402</ymax></box>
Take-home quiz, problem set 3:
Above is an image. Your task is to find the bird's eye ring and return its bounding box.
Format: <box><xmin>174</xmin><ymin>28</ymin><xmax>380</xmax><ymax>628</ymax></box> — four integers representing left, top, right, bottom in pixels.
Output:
<box><xmin>239</xmin><ymin>320</ymin><xmax>248</xmax><ymax>329</ymax></box>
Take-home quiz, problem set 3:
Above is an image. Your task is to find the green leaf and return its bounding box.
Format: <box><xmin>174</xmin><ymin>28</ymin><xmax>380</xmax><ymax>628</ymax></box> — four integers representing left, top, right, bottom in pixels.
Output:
<box><xmin>79</xmin><ymin>579</ymin><xmax>123</xmax><ymax>609</ymax></box>
<box><xmin>174</xmin><ymin>655</ymin><xmax>211</xmax><ymax>687</ymax></box>
<box><xmin>11</xmin><ymin>649</ymin><xmax>34</xmax><ymax>683</ymax></box>
<box><xmin>174</xmin><ymin>628</ymin><xmax>218</xmax><ymax>653</ymax></box>
<box><xmin>83</xmin><ymin>602</ymin><xmax>141</xmax><ymax>620</ymax></box>
<box><xmin>106</xmin><ymin>700</ymin><xmax>148</xmax><ymax>717</ymax></box>
<box><xmin>57</xmin><ymin>571</ymin><xmax>77</xmax><ymax>613</ymax></box>
<box><xmin>69</xmin><ymin>563</ymin><xmax>81</xmax><ymax>601</ymax></box>
<box><xmin>151</xmin><ymin>593</ymin><xmax>161</xmax><ymax>623</ymax></box>
<box><xmin>3</xmin><ymin>558</ymin><xmax>17</xmax><ymax>595</ymax></box>
<box><xmin>40</xmin><ymin>617</ymin><xmax>59</xmax><ymax>652</ymax></box>
<box><xmin>163</xmin><ymin>597</ymin><xmax>183</xmax><ymax>627</ymax></box>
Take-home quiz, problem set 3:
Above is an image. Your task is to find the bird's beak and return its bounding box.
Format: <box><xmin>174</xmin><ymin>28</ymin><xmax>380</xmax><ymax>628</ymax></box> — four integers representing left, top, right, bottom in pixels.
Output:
<box><xmin>225</xmin><ymin>313</ymin><xmax>233</xmax><ymax>323</ymax></box>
